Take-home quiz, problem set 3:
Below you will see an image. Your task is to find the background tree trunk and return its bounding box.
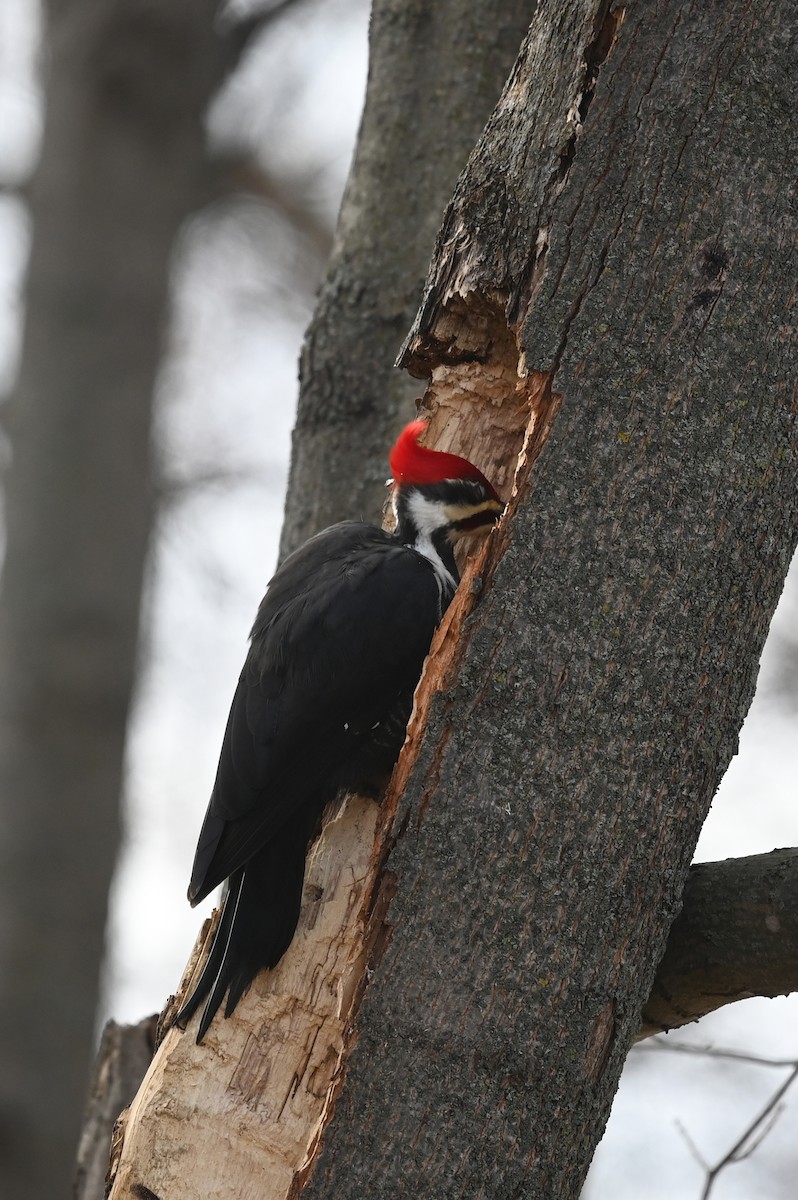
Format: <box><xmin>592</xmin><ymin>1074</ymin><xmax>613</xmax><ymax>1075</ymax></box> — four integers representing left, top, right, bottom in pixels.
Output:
<box><xmin>279</xmin><ymin>0</ymin><xmax>535</xmax><ymax>558</ymax></box>
<box><xmin>0</xmin><ymin>4</ymin><xmax>228</xmax><ymax>1197</ymax></box>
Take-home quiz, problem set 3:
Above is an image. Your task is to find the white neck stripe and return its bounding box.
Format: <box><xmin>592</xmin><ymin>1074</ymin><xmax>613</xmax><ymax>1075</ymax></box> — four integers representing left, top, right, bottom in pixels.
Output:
<box><xmin>400</xmin><ymin>490</ymin><xmax>458</xmax><ymax>601</ymax></box>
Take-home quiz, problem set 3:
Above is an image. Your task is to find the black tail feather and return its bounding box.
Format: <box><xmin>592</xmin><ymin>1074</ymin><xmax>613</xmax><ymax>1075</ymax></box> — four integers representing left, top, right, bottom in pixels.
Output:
<box><xmin>194</xmin><ymin>874</ymin><xmax>245</xmax><ymax>1043</ymax></box>
<box><xmin>174</xmin><ymin>869</ymin><xmax>243</xmax><ymax>1034</ymax></box>
<box><xmin>174</xmin><ymin>817</ymin><xmax>311</xmax><ymax>1043</ymax></box>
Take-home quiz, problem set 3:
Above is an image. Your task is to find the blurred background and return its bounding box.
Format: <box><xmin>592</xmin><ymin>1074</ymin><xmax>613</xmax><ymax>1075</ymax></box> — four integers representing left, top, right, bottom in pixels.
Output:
<box><xmin>0</xmin><ymin>2</ymin><xmax>796</xmax><ymax>1197</ymax></box>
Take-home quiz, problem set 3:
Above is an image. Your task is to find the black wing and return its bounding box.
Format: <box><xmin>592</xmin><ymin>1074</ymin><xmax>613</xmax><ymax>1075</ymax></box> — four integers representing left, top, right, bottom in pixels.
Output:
<box><xmin>187</xmin><ymin>521</ymin><xmax>444</xmax><ymax>904</ymax></box>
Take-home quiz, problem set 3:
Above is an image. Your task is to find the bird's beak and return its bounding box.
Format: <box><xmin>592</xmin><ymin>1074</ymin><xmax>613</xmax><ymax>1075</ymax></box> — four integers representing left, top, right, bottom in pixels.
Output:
<box><xmin>447</xmin><ymin>497</ymin><xmax>505</xmax><ymax>539</ymax></box>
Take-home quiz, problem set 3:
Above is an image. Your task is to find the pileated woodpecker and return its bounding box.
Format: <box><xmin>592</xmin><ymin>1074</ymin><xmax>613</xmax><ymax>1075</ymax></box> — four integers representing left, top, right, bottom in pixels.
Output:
<box><xmin>176</xmin><ymin>420</ymin><xmax>503</xmax><ymax>1041</ymax></box>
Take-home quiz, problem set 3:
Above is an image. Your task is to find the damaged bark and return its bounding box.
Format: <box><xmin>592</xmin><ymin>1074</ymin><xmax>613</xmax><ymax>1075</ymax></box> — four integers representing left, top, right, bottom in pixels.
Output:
<box><xmin>279</xmin><ymin>0</ymin><xmax>535</xmax><ymax>557</ymax></box>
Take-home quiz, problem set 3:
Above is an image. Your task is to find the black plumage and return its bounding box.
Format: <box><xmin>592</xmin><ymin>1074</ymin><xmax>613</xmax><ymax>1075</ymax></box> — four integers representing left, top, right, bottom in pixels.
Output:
<box><xmin>175</xmin><ymin>420</ymin><xmax>502</xmax><ymax>1041</ymax></box>
<box><xmin>176</xmin><ymin>523</ymin><xmax>453</xmax><ymax>1040</ymax></box>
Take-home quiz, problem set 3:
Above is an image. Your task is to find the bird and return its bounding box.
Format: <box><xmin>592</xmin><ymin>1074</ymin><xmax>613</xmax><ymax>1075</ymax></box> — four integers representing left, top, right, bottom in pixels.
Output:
<box><xmin>175</xmin><ymin>419</ymin><xmax>503</xmax><ymax>1041</ymax></box>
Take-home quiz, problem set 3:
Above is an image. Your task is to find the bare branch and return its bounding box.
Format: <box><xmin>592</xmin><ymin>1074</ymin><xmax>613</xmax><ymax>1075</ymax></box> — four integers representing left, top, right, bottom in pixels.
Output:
<box><xmin>636</xmin><ymin>1038</ymin><xmax>798</xmax><ymax>1070</ymax></box>
<box><xmin>156</xmin><ymin>463</ymin><xmax>281</xmax><ymax>504</ymax></box>
<box><xmin>730</xmin><ymin>1103</ymin><xmax>785</xmax><ymax>1165</ymax></box>
<box><xmin>675</xmin><ymin>1119</ymin><xmax>710</xmax><ymax>1173</ymax></box>
<box><xmin>219</xmin><ymin>0</ymin><xmax>312</xmax><ymax>72</ymax></box>
<box><xmin>700</xmin><ymin>1065</ymin><xmax>798</xmax><ymax>1200</ymax></box>
<box><xmin>214</xmin><ymin>156</ymin><xmax>335</xmax><ymax>260</ymax></box>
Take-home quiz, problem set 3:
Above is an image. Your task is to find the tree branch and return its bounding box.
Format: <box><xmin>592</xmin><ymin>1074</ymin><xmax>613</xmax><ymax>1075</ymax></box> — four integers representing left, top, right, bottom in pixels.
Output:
<box><xmin>217</xmin><ymin>0</ymin><xmax>312</xmax><ymax>74</ymax></box>
<box><xmin>212</xmin><ymin>156</ymin><xmax>335</xmax><ymax>260</ymax></box>
<box><xmin>639</xmin><ymin>849</ymin><xmax>798</xmax><ymax>1040</ymax></box>
<box><xmin>699</xmin><ymin>1065</ymin><xmax>798</xmax><ymax>1200</ymax></box>
<box><xmin>653</xmin><ymin>1044</ymin><xmax>798</xmax><ymax>1200</ymax></box>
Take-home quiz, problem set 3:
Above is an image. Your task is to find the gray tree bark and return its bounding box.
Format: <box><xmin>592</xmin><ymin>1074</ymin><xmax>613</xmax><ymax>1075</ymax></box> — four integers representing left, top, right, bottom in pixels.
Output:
<box><xmin>279</xmin><ymin>0</ymin><xmax>536</xmax><ymax>558</ymax></box>
<box><xmin>0</xmin><ymin>4</ymin><xmax>229</xmax><ymax>1198</ymax></box>
<box><xmin>641</xmin><ymin>849</ymin><xmax>798</xmax><ymax>1039</ymax></box>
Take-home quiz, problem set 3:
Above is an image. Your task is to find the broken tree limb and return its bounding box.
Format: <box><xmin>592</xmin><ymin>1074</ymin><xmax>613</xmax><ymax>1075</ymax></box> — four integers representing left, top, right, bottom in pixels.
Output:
<box><xmin>74</xmin><ymin>1017</ymin><xmax>156</xmax><ymax>1200</ymax></box>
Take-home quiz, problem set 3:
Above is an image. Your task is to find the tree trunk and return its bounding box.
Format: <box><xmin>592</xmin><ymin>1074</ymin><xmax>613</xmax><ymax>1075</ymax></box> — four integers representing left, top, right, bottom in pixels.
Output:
<box><xmin>304</xmin><ymin>2</ymin><xmax>796</xmax><ymax>1195</ymax></box>
<box><xmin>279</xmin><ymin>0</ymin><xmax>535</xmax><ymax>558</ymax></box>
<box><xmin>0</xmin><ymin>4</ymin><xmax>228</xmax><ymax>1198</ymax></box>
<box><xmin>87</xmin><ymin>842</ymin><xmax>798</xmax><ymax>1194</ymax></box>
<box><xmin>74</xmin><ymin>1018</ymin><xmax>157</xmax><ymax>1200</ymax></box>
<box><xmin>102</xmin><ymin>1</ymin><xmax>797</xmax><ymax>1198</ymax></box>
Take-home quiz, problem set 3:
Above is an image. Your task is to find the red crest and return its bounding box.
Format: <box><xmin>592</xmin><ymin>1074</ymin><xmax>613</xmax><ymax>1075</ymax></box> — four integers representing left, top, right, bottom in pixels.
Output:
<box><xmin>389</xmin><ymin>420</ymin><xmax>497</xmax><ymax>496</ymax></box>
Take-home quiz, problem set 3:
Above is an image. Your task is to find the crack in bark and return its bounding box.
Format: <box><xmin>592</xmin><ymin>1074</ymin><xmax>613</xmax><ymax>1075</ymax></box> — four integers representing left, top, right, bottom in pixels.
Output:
<box><xmin>513</xmin><ymin>3</ymin><xmax>626</xmax><ymax>332</ymax></box>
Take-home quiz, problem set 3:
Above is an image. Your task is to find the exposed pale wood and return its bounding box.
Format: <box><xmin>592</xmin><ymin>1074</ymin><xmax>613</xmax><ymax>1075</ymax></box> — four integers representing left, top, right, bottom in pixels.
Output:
<box><xmin>106</xmin><ymin>798</ymin><xmax>382</xmax><ymax>1200</ymax></box>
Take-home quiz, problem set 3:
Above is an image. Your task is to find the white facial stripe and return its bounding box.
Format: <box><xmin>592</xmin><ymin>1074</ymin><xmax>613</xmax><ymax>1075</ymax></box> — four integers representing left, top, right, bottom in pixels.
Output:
<box><xmin>405</xmin><ymin>493</ymin><xmax>457</xmax><ymax>598</ymax></box>
<box><xmin>406</xmin><ymin>491</ymin><xmax>451</xmax><ymax>536</ymax></box>
<box><xmin>406</xmin><ymin>490</ymin><xmax>501</xmax><ymax>532</ymax></box>
<box><xmin>444</xmin><ymin>498</ymin><xmax>504</xmax><ymax>523</ymax></box>
<box><xmin>413</xmin><ymin>533</ymin><xmax>457</xmax><ymax>596</ymax></box>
